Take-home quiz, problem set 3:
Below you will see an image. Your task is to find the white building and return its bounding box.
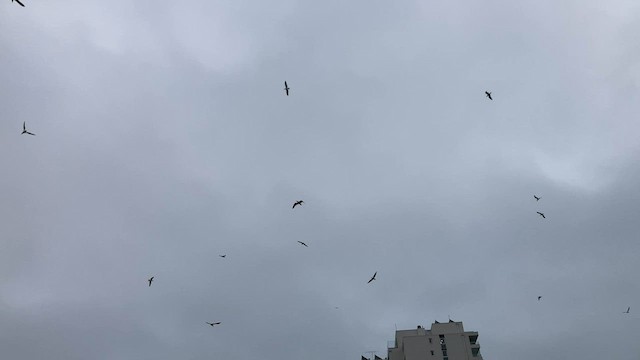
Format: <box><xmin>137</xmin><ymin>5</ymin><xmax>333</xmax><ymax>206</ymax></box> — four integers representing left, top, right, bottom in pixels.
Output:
<box><xmin>387</xmin><ymin>320</ymin><xmax>483</xmax><ymax>360</ymax></box>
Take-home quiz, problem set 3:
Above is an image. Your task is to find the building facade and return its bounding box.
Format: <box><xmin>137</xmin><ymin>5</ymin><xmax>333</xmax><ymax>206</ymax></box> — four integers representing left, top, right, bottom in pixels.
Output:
<box><xmin>387</xmin><ymin>321</ymin><xmax>483</xmax><ymax>360</ymax></box>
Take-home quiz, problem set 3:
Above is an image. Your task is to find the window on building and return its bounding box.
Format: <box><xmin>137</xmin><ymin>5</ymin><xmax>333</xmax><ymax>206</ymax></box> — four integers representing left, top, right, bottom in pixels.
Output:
<box><xmin>469</xmin><ymin>335</ymin><xmax>478</xmax><ymax>345</ymax></box>
<box><xmin>472</xmin><ymin>348</ymin><xmax>480</xmax><ymax>357</ymax></box>
<box><xmin>442</xmin><ymin>350</ymin><xmax>447</xmax><ymax>357</ymax></box>
<box><xmin>430</xmin><ymin>351</ymin><xmax>434</xmax><ymax>356</ymax></box>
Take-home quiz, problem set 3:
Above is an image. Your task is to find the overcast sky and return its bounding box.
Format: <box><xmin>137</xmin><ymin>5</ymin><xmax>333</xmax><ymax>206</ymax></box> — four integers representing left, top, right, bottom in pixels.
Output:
<box><xmin>1</xmin><ymin>1</ymin><xmax>640</xmax><ymax>359</ymax></box>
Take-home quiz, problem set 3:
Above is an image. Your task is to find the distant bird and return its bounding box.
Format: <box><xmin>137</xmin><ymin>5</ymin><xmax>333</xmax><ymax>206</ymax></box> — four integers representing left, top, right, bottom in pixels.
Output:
<box><xmin>206</xmin><ymin>322</ymin><xmax>222</xmax><ymax>327</ymax></box>
<box><xmin>219</xmin><ymin>255</ymin><xmax>226</xmax><ymax>258</ymax></box>
<box><xmin>485</xmin><ymin>91</ymin><xmax>492</xmax><ymax>100</ymax></box>
<box><xmin>367</xmin><ymin>271</ymin><xmax>377</xmax><ymax>284</ymax></box>
<box><xmin>148</xmin><ymin>276</ymin><xmax>154</xmax><ymax>287</ymax></box>
<box><xmin>538</xmin><ymin>296</ymin><xmax>542</xmax><ymax>301</ymax></box>
<box><xmin>297</xmin><ymin>241</ymin><xmax>308</xmax><ymax>247</ymax></box>
<box><xmin>284</xmin><ymin>81</ymin><xmax>290</xmax><ymax>96</ymax></box>
<box><xmin>624</xmin><ymin>307</ymin><xmax>630</xmax><ymax>314</ymax></box>
<box><xmin>12</xmin><ymin>0</ymin><xmax>25</xmax><ymax>7</ymax></box>
<box><xmin>536</xmin><ymin>212</ymin><xmax>546</xmax><ymax>219</ymax></box>
<box><xmin>292</xmin><ymin>200</ymin><xmax>303</xmax><ymax>209</ymax></box>
<box><xmin>534</xmin><ymin>195</ymin><xmax>540</xmax><ymax>201</ymax></box>
<box><xmin>21</xmin><ymin>122</ymin><xmax>35</xmax><ymax>136</ymax></box>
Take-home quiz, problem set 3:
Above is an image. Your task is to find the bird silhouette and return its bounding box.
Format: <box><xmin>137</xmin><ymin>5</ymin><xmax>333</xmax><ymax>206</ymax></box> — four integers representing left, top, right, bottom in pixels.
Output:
<box><xmin>536</xmin><ymin>212</ymin><xmax>545</xmax><ymax>219</ymax></box>
<box><xmin>284</xmin><ymin>81</ymin><xmax>290</xmax><ymax>96</ymax></box>
<box><xmin>624</xmin><ymin>307</ymin><xmax>630</xmax><ymax>314</ymax></box>
<box><xmin>538</xmin><ymin>296</ymin><xmax>542</xmax><ymax>301</ymax></box>
<box><xmin>485</xmin><ymin>91</ymin><xmax>492</xmax><ymax>100</ymax></box>
<box><xmin>206</xmin><ymin>322</ymin><xmax>222</xmax><ymax>327</ymax></box>
<box><xmin>292</xmin><ymin>200</ymin><xmax>303</xmax><ymax>209</ymax></box>
<box><xmin>148</xmin><ymin>276</ymin><xmax>154</xmax><ymax>287</ymax></box>
<box><xmin>368</xmin><ymin>271</ymin><xmax>377</xmax><ymax>283</ymax></box>
<box><xmin>297</xmin><ymin>241</ymin><xmax>308</xmax><ymax>247</ymax></box>
<box><xmin>12</xmin><ymin>0</ymin><xmax>25</xmax><ymax>7</ymax></box>
<box><xmin>534</xmin><ymin>195</ymin><xmax>540</xmax><ymax>201</ymax></box>
<box><xmin>21</xmin><ymin>122</ymin><xmax>35</xmax><ymax>136</ymax></box>
<box><xmin>219</xmin><ymin>255</ymin><xmax>226</xmax><ymax>258</ymax></box>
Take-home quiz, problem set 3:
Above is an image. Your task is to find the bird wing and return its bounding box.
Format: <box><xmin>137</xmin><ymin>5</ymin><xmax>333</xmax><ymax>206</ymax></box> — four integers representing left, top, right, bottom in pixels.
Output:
<box><xmin>15</xmin><ymin>0</ymin><xmax>25</xmax><ymax>6</ymax></box>
<box><xmin>23</xmin><ymin>122</ymin><xmax>26</xmax><ymax>131</ymax></box>
<box><xmin>26</xmin><ymin>131</ymin><xmax>35</xmax><ymax>136</ymax></box>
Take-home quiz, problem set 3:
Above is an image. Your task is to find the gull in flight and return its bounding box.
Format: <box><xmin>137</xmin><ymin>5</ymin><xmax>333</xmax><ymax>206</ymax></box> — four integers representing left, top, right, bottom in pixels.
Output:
<box><xmin>297</xmin><ymin>241</ymin><xmax>308</xmax><ymax>247</ymax></box>
<box><xmin>536</xmin><ymin>212</ymin><xmax>545</xmax><ymax>219</ymax></box>
<box><xmin>206</xmin><ymin>322</ymin><xmax>222</xmax><ymax>327</ymax></box>
<box><xmin>292</xmin><ymin>200</ymin><xmax>303</xmax><ymax>209</ymax></box>
<box><xmin>534</xmin><ymin>195</ymin><xmax>540</xmax><ymax>201</ymax></box>
<box><xmin>219</xmin><ymin>255</ymin><xmax>226</xmax><ymax>258</ymax></box>
<box><xmin>148</xmin><ymin>276</ymin><xmax>154</xmax><ymax>287</ymax></box>
<box><xmin>538</xmin><ymin>296</ymin><xmax>542</xmax><ymax>301</ymax></box>
<box><xmin>284</xmin><ymin>81</ymin><xmax>290</xmax><ymax>96</ymax></box>
<box><xmin>368</xmin><ymin>271</ymin><xmax>377</xmax><ymax>284</ymax></box>
<box><xmin>623</xmin><ymin>307</ymin><xmax>630</xmax><ymax>314</ymax></box>
<box><xmin>12</xmin><ymin>0</ymin><xmax>25</xmax><ymax>7</ymax></box>
<box><xmin>21</xmin><ymin>122</ymin><xmax>35</xmax><ymax>136</ymax></box>
<box><xmin>485</xmin><ymin>91</ymin><xmax>492</xmax><ymax>100</ymax></box>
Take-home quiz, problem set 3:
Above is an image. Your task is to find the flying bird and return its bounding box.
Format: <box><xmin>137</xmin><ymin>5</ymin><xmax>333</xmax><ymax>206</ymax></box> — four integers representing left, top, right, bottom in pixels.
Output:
<box><xmin>12</xmin><ymin>0</ymin><xmax>25</xmax><ymax>7</ymax></box>
<box><xmin>148</xmin><ymin>276</ymin><xmax>154</xmax><ymax>287</ymax></box>
<box><xmin>536</xmin><ymin>212</ymin><xmax>545</xmax><ymax>219</ymax></box>
<box><xmin>21</xmin><ymin>122</ymin><xmax>35</xmax><ymax>136</ymax></box>
<box><xmin>284</xmin><ymin>81</ymin><xmax>290</xmax><ymax>96</ymax></box>
<box><xmin>538</xmin><ymin>296</ymin><xmax>542</xmax><ymax>301</ymax></box>
<box><xmin>485</xmin><ymin>91</ymin><xmax>492</xmax><ymax>100</ymax></box>
<box><xmin>367</xmin><ymin>271</ymin><xmax>377</xmax><ymax>284</ymax></box>
<box><xmin>206</xmin><ymin>322</ymin><xmax>222</xmax><ymax>327</ymax></box>
<box><xmin>297</xmin><ymin>241</ymin><xmax>308</xmax><ymax>247</ymax></box>
<box><xmin>534</xmin><ymin>195</ymin><xmax>540</xmax><ymax>201</ymax></box>
<box><xmin>624</xmin><ymin>307</ymin><xmax>630</xmax><ymax>314</ymax></box>
<box><xmin>219</xmin><ymin>255</ymin><xmax>226</xmax><ymax>258</ymax></box>
<box><xmin>292</xmin><ymin>200</ymin><xmax>303</xmax><ymax>209</ymax></box>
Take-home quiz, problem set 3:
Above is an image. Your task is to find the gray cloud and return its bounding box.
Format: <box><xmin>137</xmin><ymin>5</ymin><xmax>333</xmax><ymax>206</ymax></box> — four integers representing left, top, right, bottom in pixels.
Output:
<box><xmin>1</xmin><ymin>1</ymin><xmax>640</xmax><ymax>359</ymax></box>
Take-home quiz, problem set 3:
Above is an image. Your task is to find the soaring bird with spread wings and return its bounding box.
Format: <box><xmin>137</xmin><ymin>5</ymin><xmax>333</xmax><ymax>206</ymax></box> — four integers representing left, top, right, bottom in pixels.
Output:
<box><xmin>297</xmin><ymin>241</ymin><xmax>308</xmax><ymax>247</ymax></box>
<box><xmin>536</xmin><ymin>212</ymin><xmax>545</xmax><ymax>219</ymax></box>
<box><xmin>534</xmin><ymin>195</ymin><xmax>540</xmax><ymax>201</ymax></box>
<box><xmin>148</xmin><ymin>277</ymin><xmax>154</xmax><ymax>287</ymax></box>
<box><xmin>292</xmin><ymin>200</ymin><xmax>303</xmax><ymax>209</ymax></box>
<box><xmin>22</xmin><ymin>122</ymin><xmax>35</xmax><ymax>136</ymax></box>
<box><xmin>284</xmin><ymin>81</ymin><xmax>290</xmax><ymax>96</ymax></box>
<box><xmin>206</xmin><ymin>322</ymin><xmax>222</xmax><ymax>327</ymax></box>
<box><xmin>12</xmin><ymin>0</ymin><xmax>25</xmax><ymax>7</ymax></box>
<box><xmin>485</xmin><ymin>91</ymin><xmax>492</xmax><ymax>100</ymax></box>
<box><xmin>368</xmin><ymin>272</ymin><xmax>377</xmax><ymax>284</ymax></box>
